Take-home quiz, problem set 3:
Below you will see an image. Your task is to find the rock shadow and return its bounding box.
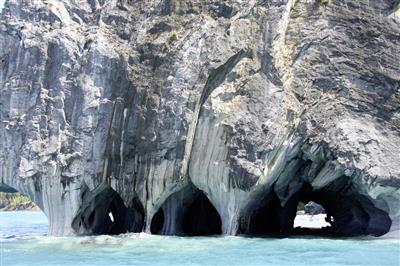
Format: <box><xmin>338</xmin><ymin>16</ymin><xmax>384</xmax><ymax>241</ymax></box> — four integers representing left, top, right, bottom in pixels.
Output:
<box><xmin>242</xmin><ymin>179</ymin><xmax>391</xmax><ymax>237</ymax></box>
<box><xmin>72</xmin><ymin>183</ymin><xmax>144</xmax><ymax>235</ymax></box>
<box><xmin>150</xmin><ymin>185</ymin><xmax>222</xmax><ymax>236</ymax></box>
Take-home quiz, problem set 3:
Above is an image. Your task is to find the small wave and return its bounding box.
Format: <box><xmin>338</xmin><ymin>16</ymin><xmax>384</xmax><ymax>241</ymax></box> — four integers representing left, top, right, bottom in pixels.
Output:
<box><xmin>118</xmin><ymin>232</ymin><xmax>154</xmax><ymax>238</ymax></box>
<box><xmin>0</xmin><ymin>235</ymin><xmax>17</xmax><ymax>241</ymax></box>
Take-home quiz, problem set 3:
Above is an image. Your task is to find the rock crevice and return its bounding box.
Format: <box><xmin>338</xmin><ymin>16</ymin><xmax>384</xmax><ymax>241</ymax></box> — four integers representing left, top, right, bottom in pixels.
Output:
<box><xmin>0</xmin><ymin>0</ymin><xmax>399</xmax><ymax>237</ymax></box>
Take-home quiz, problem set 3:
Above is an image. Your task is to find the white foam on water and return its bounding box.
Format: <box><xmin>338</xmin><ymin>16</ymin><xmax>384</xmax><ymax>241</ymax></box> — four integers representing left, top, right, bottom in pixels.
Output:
<box><xmin>2</xmin><ymin>212</ymin><xmax>399</xmax><ymax>266</ymax></box>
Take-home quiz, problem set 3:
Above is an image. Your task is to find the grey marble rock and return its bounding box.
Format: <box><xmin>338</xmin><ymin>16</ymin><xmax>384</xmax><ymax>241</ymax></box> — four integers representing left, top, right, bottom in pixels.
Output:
<box><xmin>304</xmin><ymin>201</ymin><xmax>326</xmax><ymax>215</ymax></box>
<box><xmin>0</xmin><ymin>0</ymin><xmax>399</xmax><ymax>237</ymax></box>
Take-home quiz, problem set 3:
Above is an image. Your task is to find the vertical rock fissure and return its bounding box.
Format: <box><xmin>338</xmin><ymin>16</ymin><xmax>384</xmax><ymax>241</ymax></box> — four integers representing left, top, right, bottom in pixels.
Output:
<box><xmin>102</xmin><ymin>99</ymin><xmax>122</xmax><ymax>182</ymax></box>
<box><xmin>180</xmin><ymin>49</ymin><xmax>251</xmax><ymax>178</ymax></box>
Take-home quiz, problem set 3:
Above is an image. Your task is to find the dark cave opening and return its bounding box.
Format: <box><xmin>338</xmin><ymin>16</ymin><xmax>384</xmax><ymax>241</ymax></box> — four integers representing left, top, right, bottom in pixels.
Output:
<box><xmin>150</xmin><ymin>207</ymin><xmax>165</xmax><ymax>234</ymax></box>
<box><xmin>246</xmin><ymin>190</ymin><xmax>299</xmax><ymax>236</ymax></box>
<box><xmin>89</xmin><ymin>194</ymin><xmax>127</xmax><ymax>235</ymax></box>
<box><xmin>306</xmin><ymin>180</ymin><xmax>392</xmax><ymax>237</ymax></box>
<box><xmin>150</xmin><ymin>187</ymin><xmax>222</xmax><ymax>236</ymax></box>
<box><xmin>245</xmin><ymin>179</ymin><xmax>392</xmax><ymax>237</ymax></box>
<box><xmin>182</xmin><ymin>191</ymin><xmax>222</xmax><ymax>236</ymax></box>
<box><xmin>72</xmin><ymin>183</ymin><xmax>144</xmax><ymax>235</ymax></box>
<box><xmin>125</xmin><ymin>197</ymin><xmax>145</xmax><ymax>232</ymax></box>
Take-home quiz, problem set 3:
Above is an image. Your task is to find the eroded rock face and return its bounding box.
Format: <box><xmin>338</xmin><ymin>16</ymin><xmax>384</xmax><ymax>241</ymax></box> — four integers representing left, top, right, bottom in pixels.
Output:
<box><xmin>0</xmin><ymin>0</ymin><xmax>399</xmax><ymax>237</ymax></box>
<box><xmin>304</xmin><ymin>201</ymin><xmax>325</xmax><ymax>215</ymax></box>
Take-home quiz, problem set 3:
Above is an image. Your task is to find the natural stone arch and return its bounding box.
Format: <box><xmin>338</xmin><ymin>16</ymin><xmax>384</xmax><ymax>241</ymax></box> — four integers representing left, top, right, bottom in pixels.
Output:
<box><xmin>0</xmin><ymin>181</ymin><xmax>45</xmax><ymax>211</ymax></box>
<box><xmin>0</xmin><ymin>182</ymin><xmax>49</xmax><ymax>223</ymax></box>
<box><xmin>0</xmin><ymin>172</ymin><xmax>82</xmax><ymax>236</ymax></box>
<box><xmin>0</xmin><ymin>183</ymin><xmax>19</xmax><ymax>193</ymax></box>
<box><xmin>150</xmin><ymin>184</ymin><xmax>222</xmax><ymax>236</ymax></box>
<box><xmin>304</xmin><ymin>178</ymin><xmax>392</xmax><ymax>237</ymax></box>
<box><xmin>72</xmin><ymin>182</ymin><xmax>144</xmax><ymax>235</ymax></box>
<box><xmin>125</xmin><ymin>196</ymin><xmax>145</xmax><ymax>232</ymax></box>
<box><xmin>242</xmin><ymin>188</ymin><xmax>297</xmax><ymax>236</ymax></box>
<box><xmin>241</xmin><ymin>179</ymin><xmax>392</xmax><ymax>237</ymax></box>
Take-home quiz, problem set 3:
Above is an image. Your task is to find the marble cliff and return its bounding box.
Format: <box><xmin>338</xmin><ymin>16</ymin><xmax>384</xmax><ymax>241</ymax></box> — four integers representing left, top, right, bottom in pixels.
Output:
<box><xmin>0</xmin><ymin>0</ymin><xmax>399</xmax><ymax>237</ymax></box>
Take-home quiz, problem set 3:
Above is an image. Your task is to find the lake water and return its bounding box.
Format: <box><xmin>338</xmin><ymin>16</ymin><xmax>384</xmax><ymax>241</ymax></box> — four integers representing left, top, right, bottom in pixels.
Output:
<box><xmin>1</xmin><ymin>211</ymin><xmax>399</xmax><ymax>266</ymax></box>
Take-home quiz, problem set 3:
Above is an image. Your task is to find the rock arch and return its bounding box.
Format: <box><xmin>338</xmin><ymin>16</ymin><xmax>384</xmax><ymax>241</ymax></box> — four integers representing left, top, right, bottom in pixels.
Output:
<box><xmin>150</xmin><ymin>185</ymin><xmax>222</xmax><ymax>236</ymax></box>
<box><xmin>243</xmin><ymin>188</ymin><xmax>297</xmax><ymax>236</ymax></box>
<box><xmin>303</xmin><ymin>178</ymin><xmax>392</xmax><ymax>237</ymax></box>
<box><xmin>242</xmin><ymin>179</ymin><xmax>392</xmax><ymax>237</ymax></box>
<box><xmin>0</xmin><ymin>183</ymin><xmax>19</xmax><ymax>193</ymax></box>
<box><xmin>72</xmin><ymin>182</ymin><xmax>144</xmax><ymax>235</ymax></box>
<box><xmin>0</xmin><ymin>173</ymin><xmax>80</xmax><ymax>236</ymax></box>
<box><xmin>125</xmin><ymin>196</ymin><xmax>145</xmax><ymax>232</ymax></box>
<box><xmin>0</xmin><ymin>181</ymin><xmax>45</xmax><ymax>212</ymax></box>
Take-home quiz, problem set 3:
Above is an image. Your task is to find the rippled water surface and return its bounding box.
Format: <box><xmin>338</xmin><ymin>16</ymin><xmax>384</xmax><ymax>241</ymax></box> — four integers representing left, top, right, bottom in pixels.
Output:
<box><xmin>1</xmin><ymin>211</ymin><xmax>399</xmax><ymax>266</ymax></box>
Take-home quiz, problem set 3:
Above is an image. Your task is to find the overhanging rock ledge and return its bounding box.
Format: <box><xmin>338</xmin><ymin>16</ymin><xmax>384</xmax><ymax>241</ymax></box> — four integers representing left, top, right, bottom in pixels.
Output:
<box><xmin>0</xmin><ymin>0</ymin><xmax>399</xmax><ymax>237</ymax></box>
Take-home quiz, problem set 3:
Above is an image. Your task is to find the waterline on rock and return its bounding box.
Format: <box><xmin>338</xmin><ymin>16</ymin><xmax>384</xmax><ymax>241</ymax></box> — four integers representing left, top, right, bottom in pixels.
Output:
<box><xmin>1</xmin><ymin>212</ymin><xmax>399</xmax><ymax>266</ymax></box>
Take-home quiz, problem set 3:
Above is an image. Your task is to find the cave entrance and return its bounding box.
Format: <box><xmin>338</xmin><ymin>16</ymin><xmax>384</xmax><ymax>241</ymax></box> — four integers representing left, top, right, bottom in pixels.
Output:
<box><xmin>72</xmin><ymin>183</ymin><xmax>144</xmax><ymax>235</ymax></box>
<box><xmin>245</xmin><ymin>178</ymin><xmax>392</xmax><ymax>237</ymax></box>
<box><xmin>182</xmin><ymin>190</ymin><xmax>222</xmax><ymax>236</ymax></box>
<box><xmin>246</xmin><ymin>191</ymin><xmax>288</xmax><ymax>236</ymax></box>
<box><xmin>150</xmin><ymin>186</ymin><xmax>222</xmax><ymax>236</ymax></box>
<box><xmin>306</xmin><ymin>184</ymin><xmax>392</xmax><ymax>237</ymax></box>
<box><xmin>150</xmin><ymin>207</ymin><xmax>165</xmax><ymax>234</ymax></box>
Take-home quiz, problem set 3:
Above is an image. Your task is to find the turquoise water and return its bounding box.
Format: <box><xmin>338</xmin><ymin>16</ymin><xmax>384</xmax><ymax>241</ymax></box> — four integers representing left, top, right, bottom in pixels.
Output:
<box><xmin>1</xmin><ymin>212</ymin><xmax>399</xmax><ymax>266</ymax></box>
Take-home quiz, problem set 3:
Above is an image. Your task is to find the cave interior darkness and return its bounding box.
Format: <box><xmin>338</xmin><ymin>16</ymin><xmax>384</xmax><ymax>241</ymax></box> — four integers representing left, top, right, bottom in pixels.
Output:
<box><xmin>71</xmin><ymin>183</ymin><xmax>144</xmax><ymax>235</ymax></box>
<box><xmin>1</xmin><ymin>177</ymin><xmax>391</xmax><ymax>238</ymax></box>
<box><xmin>69</xmin><ymin>179</ymin><xmax>392</xmax><ymax>237</ymax></box>
<box><xmin>150</xmin><ymin>187</ymin><xmax>222</xmax><ymax>236</ymax></box>
<box><xmin>244</xmin><ymin>179</ymin><xmax>392</xmax><ymax>237</ymax></box>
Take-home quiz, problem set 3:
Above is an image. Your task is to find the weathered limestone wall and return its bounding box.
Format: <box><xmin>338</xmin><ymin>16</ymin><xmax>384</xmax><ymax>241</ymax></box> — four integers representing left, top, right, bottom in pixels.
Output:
<box><xmin>0</xmin><ymin>0</ymin><xmax>399</xmax><ymax>236</ymax></box>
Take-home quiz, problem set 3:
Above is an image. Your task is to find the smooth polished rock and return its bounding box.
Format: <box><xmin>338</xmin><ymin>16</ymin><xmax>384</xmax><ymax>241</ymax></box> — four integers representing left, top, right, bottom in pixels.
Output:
<box><xmin>0</xmin><ymin>0</ymin><xmax>399</xmax><ymax>236</ymax></box>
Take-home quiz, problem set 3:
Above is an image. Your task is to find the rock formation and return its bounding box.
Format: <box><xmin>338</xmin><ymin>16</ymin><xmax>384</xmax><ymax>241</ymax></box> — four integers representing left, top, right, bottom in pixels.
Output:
<box><xmin>304</xmin><ymin>201</ymin><xmax>326</xmax><ymax>215</ymax></box>
<box><xmin>0</xmin><ymin>0</ymin><xmax>399</xmax><ymax>237</ymax></box>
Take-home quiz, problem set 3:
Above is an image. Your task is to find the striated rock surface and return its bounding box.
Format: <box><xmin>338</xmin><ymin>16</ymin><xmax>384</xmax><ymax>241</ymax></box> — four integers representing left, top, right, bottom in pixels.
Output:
<box><xmin>0</xmin><ymin>0</ymin><xmax>399</xmax><ymax>237</ymax></box>
<box><xmin>304</xmin><ymin>201</ymin><xmax>325</xmax><ymax>215</ymax></box>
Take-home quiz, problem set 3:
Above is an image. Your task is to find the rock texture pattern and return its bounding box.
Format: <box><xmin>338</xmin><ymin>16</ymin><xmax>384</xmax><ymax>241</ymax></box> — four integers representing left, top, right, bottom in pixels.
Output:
<box><xmin>0</xmin><ymin>0</ymin><xmax>399</xmax><ymax>237</ymax></box>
